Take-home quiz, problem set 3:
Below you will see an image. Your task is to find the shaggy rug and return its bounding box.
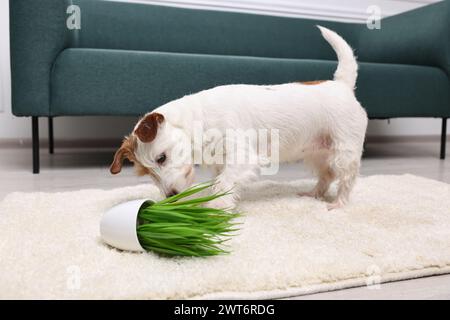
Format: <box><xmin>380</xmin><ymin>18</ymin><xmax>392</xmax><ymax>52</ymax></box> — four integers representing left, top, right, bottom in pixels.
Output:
<box><xmin>0</xmin><ymin>174</ymin><xmax>449</xmax><ymax>299</ymax></box>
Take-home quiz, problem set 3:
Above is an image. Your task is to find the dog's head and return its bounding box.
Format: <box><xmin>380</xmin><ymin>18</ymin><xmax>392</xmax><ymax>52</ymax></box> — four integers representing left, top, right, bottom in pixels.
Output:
<box><xmin>110</xmin><ymin>112</ymin><xmax>195</xmax><ymax>197</ymax></box>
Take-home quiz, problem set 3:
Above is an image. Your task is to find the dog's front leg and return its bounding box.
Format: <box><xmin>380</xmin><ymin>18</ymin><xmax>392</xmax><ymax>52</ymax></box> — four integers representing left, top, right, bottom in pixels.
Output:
<box><xmin>209</xmin><ymin>164</ymin><xmax>260</xmax><ymax>210</ymax></box>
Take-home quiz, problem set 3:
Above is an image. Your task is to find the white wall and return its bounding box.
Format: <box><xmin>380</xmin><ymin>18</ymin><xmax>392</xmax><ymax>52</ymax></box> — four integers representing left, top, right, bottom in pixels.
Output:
<box><xmin>121</xmin><ymin>0</ymin><xmax>439</xmax><ymax>22</ymax></box>
<box><xmin>0</xmin><ymin>0</ymin><xmax>444</xmax><ymax>141</ymax></box>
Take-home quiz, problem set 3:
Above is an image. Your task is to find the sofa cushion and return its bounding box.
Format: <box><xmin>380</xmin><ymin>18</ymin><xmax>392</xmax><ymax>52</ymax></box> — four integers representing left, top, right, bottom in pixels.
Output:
<box><xmin>51</xmin><ymin>48</ymin><xmax>450</xmax><ymax>118</ymax></box>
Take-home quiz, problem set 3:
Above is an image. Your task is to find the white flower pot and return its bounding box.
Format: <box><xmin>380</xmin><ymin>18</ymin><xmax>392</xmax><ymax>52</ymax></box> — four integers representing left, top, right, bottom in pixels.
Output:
<box><xmin>100</xmin><ymin>199</ymin><xmax>154</xmax><ymax>252</ymax></box>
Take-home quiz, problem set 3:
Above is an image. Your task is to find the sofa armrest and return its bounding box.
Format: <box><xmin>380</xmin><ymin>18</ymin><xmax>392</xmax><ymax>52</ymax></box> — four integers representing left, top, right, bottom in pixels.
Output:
<box><xmin>10</xmin><ymin>0</ymin><xmax>71</xmax><ymax>116</ymax></box>
<box><xmin>358</xmin><ymin>1</ymin><xmax>449</xmax><ymax>77</ymax></box>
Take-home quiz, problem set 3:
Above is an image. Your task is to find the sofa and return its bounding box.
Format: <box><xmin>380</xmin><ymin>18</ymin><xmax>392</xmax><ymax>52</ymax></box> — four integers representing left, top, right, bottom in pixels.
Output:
<box><xmin>10</xmin><ymin>0</ymin><xmax>449</xmax><ymax>173</ymax></box>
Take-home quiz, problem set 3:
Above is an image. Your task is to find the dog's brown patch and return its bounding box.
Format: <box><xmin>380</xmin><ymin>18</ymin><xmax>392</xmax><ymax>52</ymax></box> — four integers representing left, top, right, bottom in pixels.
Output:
<box><xmin>134</xmin><ymin>113</ymin><xmax>165</xmax><ymax>143</ymax></box>
<box><xmin>184</xmin><ymin>165</ymin><xmax>193</xmax><ymax>178</ymax></box>
<box><xmin>134</xmin><ymin>161</ymin><xmax>149</xmax><ymax>176</ymax></box>
<box><xmin>134</xmin><ymin>161</ymin><xmax>161</xmax><ymax>183</ymax></box>
<box><xmin>296</xmin><ymin>80</ymin><xmax>326</xmax><ymax>85</ymax></box>
<box><xmin>110</xmin><ymin>134</ymin><xmax>161</xmax><ymax>182</ymax></box>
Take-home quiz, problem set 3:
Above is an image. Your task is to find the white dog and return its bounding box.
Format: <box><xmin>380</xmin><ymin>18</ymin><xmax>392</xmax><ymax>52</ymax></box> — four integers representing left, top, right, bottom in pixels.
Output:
<box><xmin>110</xmin><ymin>26</ymin><xmax>368</xmax><ymax>210</ymax></box>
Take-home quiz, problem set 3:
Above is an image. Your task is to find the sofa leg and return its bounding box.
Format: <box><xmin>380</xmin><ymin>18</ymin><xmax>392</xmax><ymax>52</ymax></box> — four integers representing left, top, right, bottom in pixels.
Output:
<box><xmin>32</xmin><ymin>117</ymin><xmax>40</xmax><ymax>174</ymax></box>
<box><xmin>441</xmin><ymin>118</ymin><xmax>447</xmax><ymax>160</ymax></box>
<box><xmin>48</xmin><ymin>116</ymin><xmax>54</xmax><ymax>154</ymax></box>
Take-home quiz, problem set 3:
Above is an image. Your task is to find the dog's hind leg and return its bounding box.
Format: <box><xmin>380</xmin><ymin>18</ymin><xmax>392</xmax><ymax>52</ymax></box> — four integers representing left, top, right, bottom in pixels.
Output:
<box><xmin>299</xmin><ymin>134</ymin><xmax>335</xmax><ymax>199</ymax></box>
<box><xmin>327</xmin><ymin>150</ymin><xmax>360</xmax><ymax>210</ymax></box>
<box><xmin>298</xmin><ymin>152</ymin><xmax>335</xmax><ymax>199</ymax></box>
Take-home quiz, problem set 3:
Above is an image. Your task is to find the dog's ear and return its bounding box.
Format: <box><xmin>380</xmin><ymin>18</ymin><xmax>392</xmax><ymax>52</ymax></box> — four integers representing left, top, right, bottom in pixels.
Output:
<box><xmin>110</xmin><ymin>147</ymin><xmax>127</xmax><ymax>175</ymax></box>
<box><xmin>110</xmin><ymin>137</ymin><xmax>134</xmax><ymax>175</ymax></box>
<box><xmin>134</xmin><ymin>113</ymin><xmax>165</xmax><ymax>143</ymax></box>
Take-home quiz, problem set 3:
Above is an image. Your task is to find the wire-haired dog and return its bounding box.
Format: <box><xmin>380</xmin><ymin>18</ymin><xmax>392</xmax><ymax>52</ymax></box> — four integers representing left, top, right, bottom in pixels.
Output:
<box><xmin>110</xmin><ymin>26</ymin><xmax>368</xmax><ymax>210</ymax></box>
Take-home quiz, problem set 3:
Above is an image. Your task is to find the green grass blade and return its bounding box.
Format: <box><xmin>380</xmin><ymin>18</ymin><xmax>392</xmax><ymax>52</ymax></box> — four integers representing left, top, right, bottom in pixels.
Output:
<box><xmin>136</xmin><ymin>182</ymin><xmax>240</xmax><ymax>257</ymax></box>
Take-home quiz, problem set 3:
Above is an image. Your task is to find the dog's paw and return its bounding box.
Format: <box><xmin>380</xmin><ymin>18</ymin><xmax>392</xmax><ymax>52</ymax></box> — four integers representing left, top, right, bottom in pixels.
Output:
<box><xmin>327</xmin><ymin>200</ymin><xmax>344</xmax><ymax>211</ymax></box>
<box><xmin>298</xmin><ymin>189</ymin><xmax>321</xmax><ymax>199</ymax></box>
<box><xmin>207</xmin><ymin>197</ymin><xmax>236</xmax><ymax>211</ymax></box>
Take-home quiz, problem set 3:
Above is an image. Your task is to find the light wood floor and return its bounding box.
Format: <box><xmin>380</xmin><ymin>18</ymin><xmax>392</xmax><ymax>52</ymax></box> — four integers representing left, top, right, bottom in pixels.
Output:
<box><xmin>0</xmin><ymin>140</ymin><xmax>449</xmax><ymax>299</ymax></box>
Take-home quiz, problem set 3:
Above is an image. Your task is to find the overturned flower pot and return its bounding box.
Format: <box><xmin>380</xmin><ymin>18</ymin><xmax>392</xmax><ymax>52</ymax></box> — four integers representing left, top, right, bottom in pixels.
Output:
<box><xmin>100</xmin><ymin>183</ymin><xmax>240</xmax><ymax>257</ymax></box>
<box><xmin>100</xmin><ymin>199</ymin><xmax>148</xmax><ymax>252</ymax></box>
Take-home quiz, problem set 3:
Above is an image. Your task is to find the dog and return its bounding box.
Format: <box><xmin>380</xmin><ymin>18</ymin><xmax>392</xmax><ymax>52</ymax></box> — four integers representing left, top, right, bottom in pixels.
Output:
<box><xmin>110</xmin><ymin>26</ymin><xmax>368</xmax><ymax>210</ymax></box>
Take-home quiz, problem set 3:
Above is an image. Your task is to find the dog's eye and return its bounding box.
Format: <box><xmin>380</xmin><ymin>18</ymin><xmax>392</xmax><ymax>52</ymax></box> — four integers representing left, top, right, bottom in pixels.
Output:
<box><xmin>156</xmin><ymin>153</ymin><xmax>166</xmax><ymax>165</ymax></box>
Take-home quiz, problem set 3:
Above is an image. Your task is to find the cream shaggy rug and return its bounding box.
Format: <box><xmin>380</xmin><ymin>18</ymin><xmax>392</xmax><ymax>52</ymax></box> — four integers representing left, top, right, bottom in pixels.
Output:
<box><xmin>1</xmin><ymin>174</ymin><xmax>450</xmax><ymax>299</ymax></box>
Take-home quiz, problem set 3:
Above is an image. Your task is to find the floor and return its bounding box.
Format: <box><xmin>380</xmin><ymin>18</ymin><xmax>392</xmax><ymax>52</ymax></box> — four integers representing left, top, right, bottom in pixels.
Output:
<box><xmin>0</xmin><ymin>140</ymin><xmax>449</xmax><ymax>299</ymax></box>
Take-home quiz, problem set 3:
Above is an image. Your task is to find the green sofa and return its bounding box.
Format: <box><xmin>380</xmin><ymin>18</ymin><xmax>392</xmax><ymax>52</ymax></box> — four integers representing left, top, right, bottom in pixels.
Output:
<box><xmin>10</xmin><ymin>0</ymin><xmax>449</xmax><ymax>173</ymax></box>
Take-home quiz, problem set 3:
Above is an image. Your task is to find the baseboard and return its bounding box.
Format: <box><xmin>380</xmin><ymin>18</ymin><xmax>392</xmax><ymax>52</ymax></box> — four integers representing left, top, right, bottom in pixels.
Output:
<box><xmin>0</xmin><ymin>135</ymin><xmax>448</xmax><ymax>149</ymax></box>
<box><xmin>0</xmin><ymin>138</ymin><xmax>120</xmax><ymax>149</ymax></box>
<box><xmin>365</xmin><ymin>135</ymin><xmax>449</xmax><ymax>143</ymax></box>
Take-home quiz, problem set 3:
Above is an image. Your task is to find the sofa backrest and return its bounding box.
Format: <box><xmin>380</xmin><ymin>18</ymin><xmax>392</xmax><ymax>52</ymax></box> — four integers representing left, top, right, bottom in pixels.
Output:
<box><xmin>358</xmin><ymin>0</ymin><xmax>449</xmax><ymax>78</ymax></box>
<box><xmin>10</xmin><ymin>0</ymin><xmax>361</xmax><ymax>116</ymax></box>
<box><xmin>72</xmin><ymin>0</ymin><xmax>360</xmax><ymax>60</ymax></box>
<box><xmin>11</xmin><ymin>0</ymin><xmax>448</xmax><ymax>118</ymax></box>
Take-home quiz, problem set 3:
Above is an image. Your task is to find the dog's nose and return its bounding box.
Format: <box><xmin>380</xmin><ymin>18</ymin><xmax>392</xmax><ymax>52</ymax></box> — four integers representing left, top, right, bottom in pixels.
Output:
<box><xmin>167</xmin><ymin>189</ymin><xmax>178</xmax><ymax>197</ymax></box>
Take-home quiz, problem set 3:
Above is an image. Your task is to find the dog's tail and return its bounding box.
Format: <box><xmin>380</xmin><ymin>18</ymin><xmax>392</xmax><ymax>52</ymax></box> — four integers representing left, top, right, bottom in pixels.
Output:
<box><xmin>317</xmin><ymin>25</ymin><xmax>357</xmax><ymax>90</ymax></box>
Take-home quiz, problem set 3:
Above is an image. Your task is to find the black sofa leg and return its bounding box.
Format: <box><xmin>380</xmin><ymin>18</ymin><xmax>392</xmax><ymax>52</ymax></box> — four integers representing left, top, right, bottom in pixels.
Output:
<box><xmin>48</xmin><ymin>117</ymin><xmax>54</xmax><ymax>154</ymax></box>
<box><xmin>32</xmin><ymin>117</ymin><xmax>40</xmax><ymax>174</ymax></box>
<box><xmin>441</xmin><ymin>118</ymin><xmax>447</xmax><ymax>160</ymax></box>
